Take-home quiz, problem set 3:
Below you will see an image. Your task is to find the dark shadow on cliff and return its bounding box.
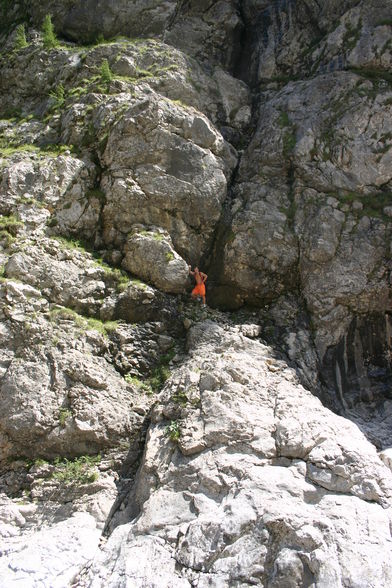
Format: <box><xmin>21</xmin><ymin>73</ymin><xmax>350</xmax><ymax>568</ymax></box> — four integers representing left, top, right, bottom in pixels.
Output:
<box><xmin>320</xmin><ymin>312</ymin><xmax>392</xmax><ymax>450</ymax></box>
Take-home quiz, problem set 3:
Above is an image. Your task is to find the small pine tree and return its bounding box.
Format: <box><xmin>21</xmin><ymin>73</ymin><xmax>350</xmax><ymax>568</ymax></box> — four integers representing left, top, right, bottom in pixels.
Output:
<box><xmin>100</xmin><ymin>59</ymin><xmax>113</xmax><ymax>84</ymax></box>
<box><xmin>14</xmin><ymin>24</ymin><xmax>28</xmax><ymax>50</ymax></box>
<box><xmin>42</xmin><ymin>14</ymin><xmax>58</xmax><ymax>49</ymax></box>
<box><xmin>49</xmin><ymin>83</ymin><xmax>65</xmax><ymax>110</ymax></box>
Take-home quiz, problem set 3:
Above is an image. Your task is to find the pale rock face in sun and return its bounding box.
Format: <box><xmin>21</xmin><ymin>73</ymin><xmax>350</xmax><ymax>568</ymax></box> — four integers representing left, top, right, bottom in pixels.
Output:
<box><xmin>0</xmin><ymin>0</ymin><xmax>392</xmax><ymax>586</ymax></box>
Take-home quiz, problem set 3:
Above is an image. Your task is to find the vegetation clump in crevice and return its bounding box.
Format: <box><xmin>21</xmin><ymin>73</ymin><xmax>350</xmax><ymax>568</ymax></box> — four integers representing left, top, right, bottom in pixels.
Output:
<box><xmin>342</xmin><ymin>19</ymin><xmax>362</xmax><ymax>52</ymax></box>
<box><xmin>278</xmin><ymin>110</ymin><xmax>297</xmax><ymax>158</ymax></box>
<box><xmin>337</xmin><ymin>191</ymin><xmax>392</xmax><ymax>220</ymax></box>
<box><xmin>165</xmin><ymin>420</ymin><xmax>180</xmax><ymax>442</ymax></box>
<box><xmin>58</xmin><ymin>407</ymin><xmax>72</xmax><ymax>427</ymax></box>
<box><xmin>34</xmin><ymin>455</ymin><xmax>101</xmax><ymax>485</ymax></box>
<box><xmin>49</xmin><ymin>305</ymin><xmax>119</xmax><ymax>338</ymax></box>
<box><xmin>53</xmin><ymin>235</ymin><xmax>131</xmax><ymax>292</ymax></box>
<box><xmin>124</xmin><ymin>346</ymin><xmax>175</xmax><ymax>395</ymax></box>
<box><xmin>0</xmin><ymin>214</ymin><xmax>23</xmax><ymax>245</ymax></box>
<box><xmin>49</xmin><ymin>83</ymin><xmax>65</xmax><ymax>111</ymax></box>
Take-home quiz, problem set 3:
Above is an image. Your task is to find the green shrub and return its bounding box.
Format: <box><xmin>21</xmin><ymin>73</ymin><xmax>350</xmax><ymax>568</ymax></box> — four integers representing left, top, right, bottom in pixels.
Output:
<box><xmin>0</xmin><ymin>214</ymin><xmax>23</xmax><ymax>237</ymax></box>
<box><xmin>278</xmin><ymin>111</ymin><xmax>290</xmax><ymax>128</ymax></box>
<box><xmin>51</xmin><ymin>455</ymin><xmax>100</xmax><ymax>485</ymax></box>
<box><xmin>100</xmin><ymin>59</ymin><xmax>113</xmax><ymax>84</ymax></box>
<box><xmin>149</xmin><ymin>359</ymin><xmax>172</xmax><ymax>392</ymax></box>
<box><xmin>124</xmin><ymin>373</ymin><xmax>153</xmax><ymax>394</ymax></box>
<box><xmin>282</xmin><ymin>129</ymin><xmax>296</xmax><ymax>157</ymax></box>
<box><xmin>49</xmin><ymin>83</ymin><xmax>65</xmax><ymax>110</ymax></box>
<box><xmin>58</xmin><ymin>408</ymin><xmax>72</xmax><ymax>427</ymax></box>
<box><xmin>42</xmin><ymin>14</ymin><xmax>58</xmax><ymax>49</ymax></box>
<box><xmin>14</xmin><ymin>24</ymin><xmax>27</xmax><ymax>50</ymax></box>
<box><xmin>165</xmin><ymin>420</ymin><xmax>180</xmax><ymax>442</ymax></box>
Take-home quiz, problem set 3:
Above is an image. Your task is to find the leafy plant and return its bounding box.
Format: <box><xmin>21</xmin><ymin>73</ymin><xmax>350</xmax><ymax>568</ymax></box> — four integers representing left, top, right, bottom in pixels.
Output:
<box><xmin>51</xmin><ymin>455</ymin><xmax>100</xmax><ymax>485</ymax></box>
<box><xmin>124</xmin><ymin>374</ymin><xmax>153</xmax><ymax>394</ymax></box>
<box><xmin>42</xmin><ymin>14</ymin><xmax>58</xmax><ymax>49</ymax></box>
<box><xmin>0</xmin><ymin>214</ymin><xmax>23</xmax><ymax>235</ymax></box>
<box><xmin>49</xmin><ymin>83</ymin><xmax>65</xmax><ymax>110</ymax></box>
<box><xmin>14</xmin><ymin>24</ymin><xmax>28</xmax><ymax>50</ymax></box>
<box><xmin>165</xmin><ymin>420</ymin><xmax>180</xmax><ymax>442</ymax></box>
<box><xmin>58</xmin><ymin>408</ymin><xmax>72</xmax><ymax>427</ymax></box>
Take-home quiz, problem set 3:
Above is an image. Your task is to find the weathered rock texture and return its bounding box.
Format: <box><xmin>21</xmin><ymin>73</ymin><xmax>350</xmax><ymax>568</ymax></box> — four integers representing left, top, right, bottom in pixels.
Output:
<box><xmin>81</xmin><ymin>321</ymin><xmax>392</xmax><ymax>587</ymax></box>
<box><xmin>0</xmin><ymin>0</ymin><xmax>392</xmax><ymax>586</ymax></box>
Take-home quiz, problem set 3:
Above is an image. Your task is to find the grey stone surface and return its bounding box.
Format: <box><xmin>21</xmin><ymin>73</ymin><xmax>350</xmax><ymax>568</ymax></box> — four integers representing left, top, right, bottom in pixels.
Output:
<box><xmin>81</xmin><ymin>321</ymin><xmax>392</xmax><ymax>587</ymax></box>
<box><xmin>122</xmin><ymin>227</ymin><xmax>189</xmax><ymax>294</ymax></box>
<box><xmin>0</xmin><ymin>1</ymin><xmax>392</xmax><ymax>586</ymax></box>
<box><xmin>100</xmin><ymin>91</ymin><xmax>237</xmax><ymax>262</ymax></box>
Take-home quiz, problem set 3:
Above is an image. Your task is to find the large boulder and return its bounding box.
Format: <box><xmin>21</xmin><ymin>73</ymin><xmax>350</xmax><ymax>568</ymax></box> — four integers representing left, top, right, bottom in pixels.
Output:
<box><xmin>122</xmin><ymin>227</ymin><xmax>188</xmax><ymax>294</ymax></box>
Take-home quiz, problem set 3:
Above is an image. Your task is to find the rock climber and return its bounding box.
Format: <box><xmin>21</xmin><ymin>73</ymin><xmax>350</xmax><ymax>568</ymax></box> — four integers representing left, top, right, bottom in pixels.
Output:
<box><xmin>189</xmin><ymin>265</ymin><xmax>207</xmax><ymax>306</ymax></box>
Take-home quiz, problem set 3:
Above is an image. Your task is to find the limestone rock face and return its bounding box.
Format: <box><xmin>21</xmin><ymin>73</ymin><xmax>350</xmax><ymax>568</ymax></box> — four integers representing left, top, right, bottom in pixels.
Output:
<box><xmin>29</xmin><ymin>0</ymin><xmax>178</xmax><ymax>44</ymax></box>
<box><xmin>0</xmin><ymin>279</ymin><xmax>145</xmax><ymax>461</ymax></box>
<box><xmin>122</xmin><ymin>227</ymin><xmax>189</xmax><ymax>294</ymax></box>
<box><xmin>221</xmin><ymin>70</ymin><xmax>392</xmax><ymax>324</ymax></box>
<box><xmin>1</xmin><ymin>0</ymin><xmax>392</xmax><ymax>586</ymax></box>
<box><xmin>240</xmin><ymin>0</ymin><xmax>392</xmax><ymax>83</ymax></box>
<box><xmin>0</xmin><ymin>153</ymin><xmax>97</xmax><ymax>224</ymax></box>
<box><xmin>0</xmin><ymin>510</ymin><xmax>101</xmax><ymax>587</ymax></box>
<box><xmin>100</xmin><ymin>93</ymin><xmax>237</xmax><ymax>262</ymax></box>
<box><xmin>82</xmin><ymin>321</ymin><xmax>392</xmax><ymax>587</ymax></box>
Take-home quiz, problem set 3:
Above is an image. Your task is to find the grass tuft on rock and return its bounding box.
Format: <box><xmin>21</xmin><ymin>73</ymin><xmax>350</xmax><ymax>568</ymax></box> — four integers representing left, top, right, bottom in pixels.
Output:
<box><xmin>51</xmin><ymin>455</ymin><xmax>100</xmax><ymax>485</ymax></box>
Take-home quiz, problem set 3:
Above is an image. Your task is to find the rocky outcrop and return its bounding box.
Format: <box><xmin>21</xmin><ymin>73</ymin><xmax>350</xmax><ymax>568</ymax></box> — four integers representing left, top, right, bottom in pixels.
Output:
<box><xmin>211</xmin><ymin>1</ymin><xmax>392</xmax><ymax>427</ymax></box>
<box><xmin>122</xmin><ymin>227</ymin><xmax>189</xmax><ymax>294</ymax></box>
<box><xmin>100</xmin><ymin>91</ymin><xmax>237</xmax><ymax>262</ymax></box>
<box><xmin>0</xmin><ymin>278</ymin><xmax>146</xmax><ymax>461</ymax></box>
<box><xmin>79</xmin><ymin>320</ymin><xmax>392</xmax><ymax>587</ymax></box>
